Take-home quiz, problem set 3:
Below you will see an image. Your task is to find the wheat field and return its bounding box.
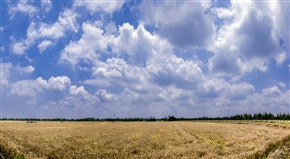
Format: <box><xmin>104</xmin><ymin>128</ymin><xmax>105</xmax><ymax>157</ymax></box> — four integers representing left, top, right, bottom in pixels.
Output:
<box><xmin>0</xmin><ymin>121</ymin><xmax>290</xmax><ymax>159</ymax></box>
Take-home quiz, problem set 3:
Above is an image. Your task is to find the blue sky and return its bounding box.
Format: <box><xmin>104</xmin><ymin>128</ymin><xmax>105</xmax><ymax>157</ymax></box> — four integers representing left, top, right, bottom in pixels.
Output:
<box><xmin>0</xmin><ymin>0</ymin><xmax>289</xmax><ymax>118</ymax></box>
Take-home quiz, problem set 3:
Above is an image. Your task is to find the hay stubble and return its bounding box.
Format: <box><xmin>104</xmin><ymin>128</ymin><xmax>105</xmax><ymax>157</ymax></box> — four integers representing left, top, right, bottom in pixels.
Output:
<box><xmin>0</xmin><ymin>121</ymin><xmax>289</xmax><ymax>159</ymax></box>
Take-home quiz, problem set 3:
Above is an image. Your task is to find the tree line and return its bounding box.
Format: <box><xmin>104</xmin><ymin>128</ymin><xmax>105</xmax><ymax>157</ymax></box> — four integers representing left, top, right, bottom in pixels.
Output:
<box><xmin>1</xmin><ymin>112</ymin><xmax>290</xmax><ymax>122</ymax></box>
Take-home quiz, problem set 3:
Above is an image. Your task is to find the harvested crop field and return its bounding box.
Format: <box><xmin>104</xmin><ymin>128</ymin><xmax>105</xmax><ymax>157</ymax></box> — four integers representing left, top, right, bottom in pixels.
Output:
<box><xmin>0</xmin><ymin>121</ymin><xmax>290</xmax><ymax>159</ymax></box>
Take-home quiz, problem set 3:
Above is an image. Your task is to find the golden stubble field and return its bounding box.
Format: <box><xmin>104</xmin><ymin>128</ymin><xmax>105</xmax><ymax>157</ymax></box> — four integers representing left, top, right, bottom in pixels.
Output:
<box><xmin>0</xmin><ymin>121</ymin><xmax>290</xmax><ymax>159</ymax></box>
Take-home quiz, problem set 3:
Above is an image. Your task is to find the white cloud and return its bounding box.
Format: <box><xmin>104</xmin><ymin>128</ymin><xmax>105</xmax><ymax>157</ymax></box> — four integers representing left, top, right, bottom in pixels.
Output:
<box><xmin>58</xmin><ymin>9</ymin><xmax>79</xmax><ymax>33</ymax></box>
<box><xmin>41</xmin><ymin>0</ymin><xmax>52</xmax><ymax>12</ymax></box>
<box><xmin>236</xmin><ymin>9</ymin><xmax>278</xmax><ymax>59</ymax></box>
<box><xmin>9</xmin><ymin>76</ymin><xmax>71</xmax><ymax>97</ymax></box>
<box><xmin>11</xmin><ymin>9</ymin><xmax>78</xmax><ymax>55</ymax></box>
<box><xmin>3</xmin><ymin>0</ymin><xmax>289</xmax><ymax>119</ymax></box>
<box><xmin>271</xmin><ymin>1</ymin><xmax>289</xmax><ymax>59</ymax></box>
<box><xmin>213</xmin><ymin>7</ymin><xmax>232</xmax><ymax>19</ymax></box>
<box><xmin>12</xmin><ymin>42</ymin><xmax>27</xmax><ymax>55</ymax></box>
<box><xmin>93</xmin><ymin>66</ymin><xmax>122</xmax><ymax>78</ymax></box>
<box><xmin>96</xmin><ymin>89</ymin><xmax>117</xmax><ymax>102</ymax></box>
<box><xmin>262</xmin><ymin>86</ymin><xmax>281</xmax><ymax>97</ymax></box>
<box><xmin>62</xmin><ymin>21</ymin><xmax>206</xmax><ymax>107</ymax></box>
<box><xmin>48</xmin><ymin>76</ymin><xmax>71</xmax><ymax>91</ymax></box>
<box><xmin>0</xmin><ymin>63</ymin><xmax>12</xmax><ymax>86</ymax></box>
<box><xmin>41</xmin><ymin>94</ymin><xmax>99</xmax><ymax>113</ymax></box>
<box><xmin>61</xmin><ymin>22</ymin><xmax>173</xmax><ymax>67</ymax></box>
<box><xmin>38</xmin><ymin>9</ymin><xmax>78</xmax><ymax>39</ymax></box>
<box><xmin>208</xmin><ymin>1</ymin><xmax>287</xmax><ymax>76</ymax></box>
<box><xmin>15</xmin><ymin>65</ymin><xmax>35</xmax><ymax>73</ymax></box>
<box><xmin>91</xmin><ymin>57</ymin><xmax>149</xmax><ymax>88</ymax></box>
<box><xmin>83</xmin><ymin>79</ymin><xmax>111</xmax><ymax>87</ymax></box>
<box><xmin>60</xmin><ymin>21</ymin><xmax>111</xmax><ymax>65</ymax></box>
<box><xmin>69</xmin><ymin>85</ymin><xmax>88</xmax><ymax>96</ymax></box>
<box><xmin>93</xmin><ymin>58</ymin><xmax>124</xmax><ymax>79</ymax></box>
<box><xmin>73</xmin><ymin>0</ymin><xmax>125</xmax><ymax>14</ymax></box>
<box><xmin>140</xmin><ymin>1</ymin><xmax>215</xmax><ymax>49</ymax></box>
<box><xmin>38</xmin><ymin>40</ymin><xmax>53</xmax><ymax>53</ymax></box>
<box><xmin>11</xmin><ymin>22</ymin><xmax>38</xmax><ymax>55</ymax></box>
<box><xmin>275</xmin><ymin>52</ymin><xmax>287</xmax><ymax>65</ymax></box>
<box><xmin>26</xmin><ymin>22</ymin><xmax>39</xmax><ymax>46</ymax></box>
<box><xmin>9</xmin><ymin>1</ymin><xmax>37</xmax><ymax>19</ymax></box>
<box><xmin>242</xmin><ymin>90</ymin><xmax>290</xmax><ymax>114</ymax></box>
<box><xmin>1</xmin><ymin>63</ymin><xmax>34</xmax><ymax>86</ymax></box>
<box><xmin>112</xmin><ymin>23</ymin><xmax>173</xmax><ymax>66</ymax></box>
<box><xmin>105</xmin><ymin>22</ymin><xmax>117</xmax><ymax>35</ymax></box>
<box><xmin>278</xmin><ymin>82</ymin><xmax>286</xmax><ymax>88</ymax></box>
<box><xmin>38</xmin><ymin>22</ymin><xmax>64</xmax><ymax>39</ymax></box>
<box><xmin>9</xmin><ymin>77</ymin><xmax>47</xmax><ymax>97</ymax></box>
<box><xmin>197</xmin><ymin>78</ymin><xmax>255</xmax><ymax>101</ymax></box>
<box><xmin>227</xmin><ymin>82</ymin><xmax>255</xmax><ymax>100</ymax></box>
<box><xmin>156</xmin><ymin>86</ymin><xmax>192</xmax><ymax>102</ymax></box>
<box><xmin>42</xmin><ymin>85</ymin><xmax>99</xmax><ymax>112</ymax></box>
<box><xmin>148</xmin><ymin>55</ymin><xmax>203</xmax><ymax>89</ymax></box>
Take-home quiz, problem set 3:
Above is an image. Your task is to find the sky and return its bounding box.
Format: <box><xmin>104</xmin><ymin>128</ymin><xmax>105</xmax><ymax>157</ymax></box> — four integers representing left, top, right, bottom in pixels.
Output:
<box><xmin>0</xmin><ymin>0</ymin><xmax>289</xmax><ymax>119</ymax></box>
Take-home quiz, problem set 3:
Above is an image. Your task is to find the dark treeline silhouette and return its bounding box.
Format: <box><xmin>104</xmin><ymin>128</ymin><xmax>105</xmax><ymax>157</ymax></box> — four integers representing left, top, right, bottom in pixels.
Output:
<box><xmin>1</xmin><ymin>112</ymin><xmax>290</xmax><ymax>122</ymax></box>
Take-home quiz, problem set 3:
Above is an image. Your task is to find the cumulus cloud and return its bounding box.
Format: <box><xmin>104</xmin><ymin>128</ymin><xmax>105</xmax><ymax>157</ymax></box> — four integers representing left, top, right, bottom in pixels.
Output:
<box><xmin>226</xmin><ymin>82</ymin><xmax>255</xmax><ymax>100</ymax></box>
<box><xmin>60</xmin><ymin>21</ymin><xmax>173</xmax><ymax>67</ymax></box>
<box><xmin>91</xmin><ymin>57</ymin><xmax>150</xmax><ymax>91</ymax></box>
<box><xmin>69</xmin><ymin>85</ymin><xmax>88</xmax><ymax>96</ymax></box>
<box><xmin>41</xmin><ymin>85</ymin><xmax>99</xmax><ymax>113</ymax></box>
<box><xmin>9</xmin><ymin>76</ymin><xmax>71</xmax><ymax>97</ymax></box>
<box><xmin>23</xmin><ymin>66</ymin><xmax>35</xmax><ymax>73</ymax></box>
<box><xmin>208</xmin><ymin>53</ymin><xmax>268</xmax><ymax>76</ymax></box>
<box><xmin>47</xmin><ymin>76</ymin><xmax>71</xmax><ymax>90</ymax></box>
<box><xmin>15</xmin><ymin>65</ymin><xmax>35</xmax><ymax>73</ymax></box>
<box><xmin>112</xmin><ymin>23</ymin><xmax>173</xmax><ymax>66</ymax></box>
<box><xmin>262</xmin><ymin>86</ymin><xmax>281</xmax><ymax>97</ymax></box>
<box><xmin>96</xmin><ymin>89</ymin><xmax>117</xmax><ymax>102</ymax></box>
<box><xmin>197</xmin><ymin>78</ymin><xmax>255</xmax><ymax>101</ymax></box>
<box><xmin>148</xmin><ymin>55</ymin><xmax>203</xmax><ymax>89</ymax></box>
<box><xmin>3</xmin><ymin>0</ymin><xmax>289</xmax><ymax>118</ymax></box>
<box><xmin>236</xmin><ymin>9</ymin><xmax>278</xmax><ymax>59</ymax></box>
<box><xmin>209</xmin><ymin>1</ymin><xmax>288</xmax><ymax>75</ymax></box>
<box><xmin>9</xmin><ymin>77</ymin><xmax>47</xmax><ymax>97</ymax></box>
<box><xmin>73</xmin><ymin>0</ymin><xmax>125</xmax><ymax>14</ymax></box>
<box><xmin>140</xmin><ymin>1</ymin><xmax>215</xmax><ymax>49</ymax></box>
<box><xmin>38</xmin><ymin>40</ymin><xmax>53</xmax><ymax>53</ymax></box>
<box><xmin>60</xmin><ymin>21</ymin><xmax>111</xmax><ymax>65</ymax></box>
<box><xmin>11</xmin><ymin>42</ymin><xmax>27</xmax><ymax>55</ymax></box>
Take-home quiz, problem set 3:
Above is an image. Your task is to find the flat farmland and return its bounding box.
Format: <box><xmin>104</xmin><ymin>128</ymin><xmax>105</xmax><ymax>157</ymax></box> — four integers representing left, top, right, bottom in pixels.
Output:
<box><xmin>1</xmin><ymin>121</ymin><xmax>290</xmax><ymax>159</ymax></box>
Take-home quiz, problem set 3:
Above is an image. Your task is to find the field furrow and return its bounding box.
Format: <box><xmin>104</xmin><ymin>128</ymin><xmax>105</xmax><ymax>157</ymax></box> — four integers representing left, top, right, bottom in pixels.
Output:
<box><xmin>0</xmin><ymin>121</ymin><xmax>290</xmax><ymax>159</ymax></box>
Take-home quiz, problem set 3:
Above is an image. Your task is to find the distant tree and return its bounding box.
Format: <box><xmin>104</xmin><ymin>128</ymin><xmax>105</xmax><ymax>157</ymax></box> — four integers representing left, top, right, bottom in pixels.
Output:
<box><xmin>168</xmin><ymin>116</ymin><xmax>177</xmax><ymax>121</ymax></box>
